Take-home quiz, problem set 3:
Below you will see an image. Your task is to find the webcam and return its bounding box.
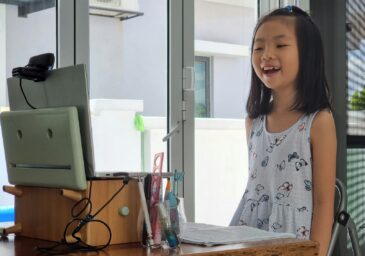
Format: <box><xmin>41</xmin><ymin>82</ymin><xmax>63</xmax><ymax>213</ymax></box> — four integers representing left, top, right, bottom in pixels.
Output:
<box><xmin>12</xmin><ymin>53</ymin><xmax>55</xmax><ymax>82</ymax></box>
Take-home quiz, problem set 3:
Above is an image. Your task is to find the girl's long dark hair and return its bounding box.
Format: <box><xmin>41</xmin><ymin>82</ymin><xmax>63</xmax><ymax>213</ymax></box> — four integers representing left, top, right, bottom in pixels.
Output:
<box><xmin>246</xmin><ymin>6</ymin><xmax>332</xmax><ymax>119</ymax></box>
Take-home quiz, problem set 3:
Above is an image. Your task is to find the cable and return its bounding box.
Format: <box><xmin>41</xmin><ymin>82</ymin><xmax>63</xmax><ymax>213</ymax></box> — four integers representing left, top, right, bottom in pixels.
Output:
<box><xmin>19</xmin><ymin>78</ymin><xmax>36</xmax><ymax>109</ymax></box>
<box><xmin>37</xmin><ymin>177</ymin><xmax>130</xmax><ymax>255</ymax></box>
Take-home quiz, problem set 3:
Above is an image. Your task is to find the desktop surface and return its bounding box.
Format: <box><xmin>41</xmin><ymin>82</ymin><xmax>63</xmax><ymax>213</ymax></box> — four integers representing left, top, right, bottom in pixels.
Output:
<box><xmin>0</xmin><ymin>235</ymin><xmax>319</xmax><ymax>256</ymax></box>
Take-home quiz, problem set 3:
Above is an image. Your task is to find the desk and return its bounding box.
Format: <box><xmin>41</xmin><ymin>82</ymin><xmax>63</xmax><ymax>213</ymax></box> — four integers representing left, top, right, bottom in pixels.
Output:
<box><xmin>0</xmin><ymin>235</ymin><xmax>318</xmax><ymax>255</ymax></box>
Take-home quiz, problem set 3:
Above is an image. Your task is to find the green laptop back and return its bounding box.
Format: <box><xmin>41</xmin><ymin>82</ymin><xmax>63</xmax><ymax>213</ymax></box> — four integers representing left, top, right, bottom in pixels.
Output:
<box><xmin>0</xmin><ymin>107</ymin><xmax>87</xmax><ymax>190</ymax></box>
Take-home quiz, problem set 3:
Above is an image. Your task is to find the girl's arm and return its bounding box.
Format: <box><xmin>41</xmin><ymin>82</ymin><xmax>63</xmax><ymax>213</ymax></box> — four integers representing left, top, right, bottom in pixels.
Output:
<box><xmin>245</xmin><ymin>117</ymin><xmax>253</xmax><ymax>141</ymax></box>
<box><xmin>310</xmin><ymin>110</ymin><xmax>337</xmax><ymax>256</ymax></box>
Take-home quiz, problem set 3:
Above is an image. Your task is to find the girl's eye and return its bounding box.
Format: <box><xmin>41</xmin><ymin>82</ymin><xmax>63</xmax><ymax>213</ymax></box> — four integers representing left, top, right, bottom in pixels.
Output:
<box><xmin>254</xmin><ymin>47</ymin><xmax>263</xmax><ymax>51</ymax></box>
<box><xmin>277</xmin><ymin>44</ymin><xmax>288</xmax><ymax>48</ymax></box>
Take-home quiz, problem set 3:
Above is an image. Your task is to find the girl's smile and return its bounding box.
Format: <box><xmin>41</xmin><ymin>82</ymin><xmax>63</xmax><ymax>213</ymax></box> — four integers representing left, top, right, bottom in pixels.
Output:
<box><xmin>261</xmin><ymin>65</ymin><xmax>281</xmax><ymax>77</ymax></box>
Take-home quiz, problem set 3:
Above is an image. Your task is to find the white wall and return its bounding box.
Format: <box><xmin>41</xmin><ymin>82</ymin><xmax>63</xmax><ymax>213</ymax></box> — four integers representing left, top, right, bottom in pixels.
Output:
<box><xmin>195</xmin><ymin>1</ymin><xmax>255</xmax><ymax>45</ymax></box>
<box><xmin>213</xmin><ymin>56</ymin><xmax>251</xmax><ymax>118</ymax></box>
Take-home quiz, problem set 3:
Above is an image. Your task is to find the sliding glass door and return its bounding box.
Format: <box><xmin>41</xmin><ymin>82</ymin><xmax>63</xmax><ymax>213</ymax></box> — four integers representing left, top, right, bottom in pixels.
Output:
<box><xmin>0</xmin><ymin>0</ymin><xmax>57</xmax><ymax>216</ymax></box>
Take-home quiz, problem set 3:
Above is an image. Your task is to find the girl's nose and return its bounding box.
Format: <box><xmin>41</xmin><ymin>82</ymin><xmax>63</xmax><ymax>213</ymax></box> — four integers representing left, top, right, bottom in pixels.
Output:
<box><xmin>262</xmin><ymin>49</ymin><xmax>274</xmax><ymax>60</ymax></box>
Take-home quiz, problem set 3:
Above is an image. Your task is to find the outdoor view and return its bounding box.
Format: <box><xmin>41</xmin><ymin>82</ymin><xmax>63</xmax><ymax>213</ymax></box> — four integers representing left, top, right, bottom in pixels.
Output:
<box><xmin>346</xmin><ymin>0</ymin><xmax>365</xmax><ymax>247</ymax></box>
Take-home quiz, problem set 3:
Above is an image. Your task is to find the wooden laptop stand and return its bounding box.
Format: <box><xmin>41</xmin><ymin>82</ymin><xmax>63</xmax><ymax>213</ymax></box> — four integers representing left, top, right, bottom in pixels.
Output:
<box><xmin>2</xmin><ymin>179</ymin><xmax>141</xmax><ymax>246</ymax></box>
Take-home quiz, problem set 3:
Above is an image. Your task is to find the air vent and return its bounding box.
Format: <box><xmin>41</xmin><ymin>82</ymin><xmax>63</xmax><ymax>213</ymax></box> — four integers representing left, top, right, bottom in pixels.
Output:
<box><xmin>89</xmin><ymin>0</ymin><xmax>143</xmax><ymax>21</ymax></box>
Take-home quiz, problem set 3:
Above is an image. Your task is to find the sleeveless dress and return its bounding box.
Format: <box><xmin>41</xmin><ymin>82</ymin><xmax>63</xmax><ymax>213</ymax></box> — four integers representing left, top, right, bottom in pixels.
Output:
<box><xmin>230</xmin><ymin>112</ymin><xmax>318</xmax><ymax>239</ymax></box>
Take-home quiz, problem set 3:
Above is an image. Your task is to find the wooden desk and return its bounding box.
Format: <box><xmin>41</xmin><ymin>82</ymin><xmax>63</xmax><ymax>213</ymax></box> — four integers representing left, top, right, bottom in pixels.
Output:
<box><xmin>0</xmin><ymin>235</ymin><xmax>319</xmax><ymax>255</ymax></box>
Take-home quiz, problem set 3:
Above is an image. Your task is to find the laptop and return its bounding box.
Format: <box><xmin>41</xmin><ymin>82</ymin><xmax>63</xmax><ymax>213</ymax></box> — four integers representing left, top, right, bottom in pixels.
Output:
<box><xmin>0</xmin><ymin>107</ymin><xmax>87</xmax><ymax>190</ymax></box>
<box><xmin>6</xmin><ymin>64</ymin><xmax>132</xmax><ymax>180</ymax></box>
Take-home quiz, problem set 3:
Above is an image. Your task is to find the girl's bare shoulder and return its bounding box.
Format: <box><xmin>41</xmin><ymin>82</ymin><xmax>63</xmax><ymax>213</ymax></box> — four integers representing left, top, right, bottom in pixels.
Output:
<box><xmin>311</xmin><ymin>109</ymin><xmax>336</xmax><ymax>142</ymax></box>
<box><xmin>312</xmin><ymin>109</ymin><xmax>335</xmax><ymax>130</ymax></box>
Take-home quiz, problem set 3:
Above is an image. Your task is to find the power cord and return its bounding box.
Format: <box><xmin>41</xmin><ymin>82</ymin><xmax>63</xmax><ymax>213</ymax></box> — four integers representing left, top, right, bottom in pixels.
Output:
<box><xmin>37</xmin><ymin>176</ymin><xmax>130</xmax><ymax>255</ymax></box>
<box><xmin>19</xmin><ymin>78</ymin><xmax>36</xmax><ymax>109</ymax></box>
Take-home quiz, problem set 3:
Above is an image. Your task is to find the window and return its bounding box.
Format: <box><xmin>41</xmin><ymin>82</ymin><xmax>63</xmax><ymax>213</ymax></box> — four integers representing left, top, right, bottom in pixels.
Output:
<box><xmin>195</xmin><ymin>56</ymin><xmax>211</xmax><ymax>118</ymax></box>
<box><xmin>0</xmin><ymin>0</ymin><xmax>56</xmax><ymax>214</ymax></box>
<box><xmin>346</xmin><ymin>0</ymin><xmax>365</xmax><ymax>248</ymax></box>
<box><xmin>193</xmin><ymin>0</ymin><xmax>257</xmax><ymax>226</ymax></box>
<box><xmin>88</xmin><ymin>0</ymin><xmax>168</xmax><ymax>174</ymax></box>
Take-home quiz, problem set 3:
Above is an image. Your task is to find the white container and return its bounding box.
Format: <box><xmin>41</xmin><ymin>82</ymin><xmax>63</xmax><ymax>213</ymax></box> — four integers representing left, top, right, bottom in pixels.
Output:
<box><xmin>89</xmin><ymin>99</ymin><xmax>143</xmax><ymax>173</ymax></box>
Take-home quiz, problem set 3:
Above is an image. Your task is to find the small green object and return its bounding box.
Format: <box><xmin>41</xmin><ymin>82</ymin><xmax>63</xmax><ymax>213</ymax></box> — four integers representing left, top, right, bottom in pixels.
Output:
<box><xmin>134</xmin><ymin>114</ymin><xmax>145</xmax><ymax>132</ymax></box>
<box><xmin>119</xmin><ymin>206</ymin><xmax>130</xmax><ymax>216</ymax></box>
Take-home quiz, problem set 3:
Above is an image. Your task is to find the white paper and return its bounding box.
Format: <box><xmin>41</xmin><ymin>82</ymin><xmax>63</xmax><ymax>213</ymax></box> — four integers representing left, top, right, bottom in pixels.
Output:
<box><xmin>180</xmin><ymin>222</ymin><xmax>296</xmax><ymax>246</ymax></box>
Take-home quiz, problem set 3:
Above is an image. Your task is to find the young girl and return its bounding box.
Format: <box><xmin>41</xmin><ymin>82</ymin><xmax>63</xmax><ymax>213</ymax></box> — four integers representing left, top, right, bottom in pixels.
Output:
<box><xmin>230</xmin><ymin>6</ymin><xmax>336</xmax><ymax>256</ymax></box>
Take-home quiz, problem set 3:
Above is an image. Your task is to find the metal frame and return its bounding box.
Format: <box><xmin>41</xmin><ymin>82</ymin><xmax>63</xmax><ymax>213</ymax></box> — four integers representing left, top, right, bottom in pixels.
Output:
<box><xmin>182</xmin><ymin>0</ymin><xmax>195</xmax><ymax>222</ymax></box>
<box><xmin>310</xmin><ymin>0</ymin><xmax>348</xmax><ymax>255</ymax></box>
<box><xmin>57</xmin><ymin>0</ymin><xmax>89</xmax><ymax>80</ymax></box>
<box><xmin>328</xmin><ymin>179</ymin><xmax>362</xmax><ymax>256</ymax></box>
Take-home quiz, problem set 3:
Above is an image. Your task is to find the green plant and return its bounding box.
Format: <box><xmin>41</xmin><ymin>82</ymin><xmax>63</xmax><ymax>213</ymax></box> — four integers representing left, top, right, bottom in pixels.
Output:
<box><xmin>350</xmin><ymin>87</ymin><xmax>365</xmax><ymax>110</ymax></box>
<box><xmin>195</xmin><ymin>103</ymin><xmax>207</xmax><ymax>117</ymax></box>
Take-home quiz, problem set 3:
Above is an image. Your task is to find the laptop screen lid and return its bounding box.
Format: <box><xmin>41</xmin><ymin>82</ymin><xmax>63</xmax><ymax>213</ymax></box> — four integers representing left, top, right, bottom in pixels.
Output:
<box><xmin>0</xmin><ymin>107</ymin><xmax>87</xmax><ymax>190</ymax></box>
<box><xmin>7</xmin><ymin>64</ymin><xmax>95</xmax><ymax>178</ymax></box>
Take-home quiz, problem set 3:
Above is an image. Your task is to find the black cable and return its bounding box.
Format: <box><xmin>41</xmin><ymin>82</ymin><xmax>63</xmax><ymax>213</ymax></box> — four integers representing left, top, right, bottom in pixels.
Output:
<box><xmin>37</xmin><ymin>177</ymin><xmax>130</xmax><ymax>255</ymax></box>
<box><xmin>19</xmin><ymin>78</ymin><xmax>36</xmax><ymax>109</ymax></box>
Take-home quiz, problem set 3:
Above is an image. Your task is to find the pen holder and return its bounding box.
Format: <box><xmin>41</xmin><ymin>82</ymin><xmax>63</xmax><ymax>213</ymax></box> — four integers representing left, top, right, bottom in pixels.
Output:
<box><xmin>157</xmin><ymin>202</ymin><xmax>180</xmax><ymax>248</ymax></box>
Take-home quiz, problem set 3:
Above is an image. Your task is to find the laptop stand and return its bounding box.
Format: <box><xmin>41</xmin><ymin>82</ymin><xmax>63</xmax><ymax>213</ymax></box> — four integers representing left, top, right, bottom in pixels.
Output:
<box><xmin>2</xmin><ymin>179</ymin><xmax>141</xmax><ymax>245</ymax></box>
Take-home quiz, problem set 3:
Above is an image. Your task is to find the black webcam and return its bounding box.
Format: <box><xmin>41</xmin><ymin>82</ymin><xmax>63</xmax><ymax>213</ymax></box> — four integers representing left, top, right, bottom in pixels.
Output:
<box><xmin>12</xmin><ymin>53</ymin><xmax>55</xmax><ymax>82</ymax></box>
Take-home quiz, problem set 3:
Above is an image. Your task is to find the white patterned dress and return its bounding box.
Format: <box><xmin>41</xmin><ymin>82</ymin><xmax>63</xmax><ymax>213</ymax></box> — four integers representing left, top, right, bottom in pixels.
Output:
<box><xmin>230</xmin><ymin>112</ymin><xmax>318</xmax><ymax>239</ymax></box>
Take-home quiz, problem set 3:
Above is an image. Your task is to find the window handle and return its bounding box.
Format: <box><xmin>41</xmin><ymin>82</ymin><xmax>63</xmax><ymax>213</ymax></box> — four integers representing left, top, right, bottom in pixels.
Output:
<box><xmin>162</xmin><ymin>122</ymin><xmax>181</xmax><ymax>142</ymax></box>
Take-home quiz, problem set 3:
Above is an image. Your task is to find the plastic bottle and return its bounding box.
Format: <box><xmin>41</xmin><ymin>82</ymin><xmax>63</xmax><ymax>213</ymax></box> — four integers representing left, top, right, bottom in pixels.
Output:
<box><xmin>157</xmin><ymin>203</ymin><xmax>180</xmax><ymax>248</ymax></box>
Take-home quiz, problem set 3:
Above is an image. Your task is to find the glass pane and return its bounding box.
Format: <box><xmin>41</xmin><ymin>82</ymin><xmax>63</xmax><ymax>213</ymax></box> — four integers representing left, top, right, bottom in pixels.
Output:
<box><xmin>1</xmin><ymin>1</ymin><xmax>56</xmax><ymax>107</ymax></box>
<box><xmin>346</xmin><ymin>0</ymin><xmax>365</xmax><ymax>250</ymax></box>
<box><xmin>195</xmin><ymin>57</ymin><xmax>210</xmax><ymax>117</ymax></box>
<box><xmin>347</xmin><ymin>148</ymin><xmax>365</xmax><ymax>247</ymax></box>
<box><xmin>347</xmin><ymin>0</ymin><xmax>365</xmax><ymax>136</ymax></box>
<box><xmin>194</xmin><ymin>0</ymin><xmax>257</xmax><ymax>226</ymax></box>
<box><xmin>89</xmin><ymin>0</ymin><xmax>167</xmax><ymax>174</ymax></box>
<box><xmin>0</xmin><ymin>1</ymin><xmax>56</xmax><ymax>214</ymax></box>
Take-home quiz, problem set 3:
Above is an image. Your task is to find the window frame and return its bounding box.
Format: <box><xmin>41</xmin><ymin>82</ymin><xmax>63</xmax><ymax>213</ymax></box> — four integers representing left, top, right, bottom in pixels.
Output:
<box><xmin>68</xmin><ymin>0</ymin><xmax>194</xmax><ymax>219</ymax></box>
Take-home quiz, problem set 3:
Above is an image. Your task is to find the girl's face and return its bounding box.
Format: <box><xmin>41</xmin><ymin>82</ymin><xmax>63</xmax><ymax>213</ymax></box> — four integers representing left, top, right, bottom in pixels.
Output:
<box><xmin>252</xmin><ymin>17</ymin><xmax>299</xmax><ymax>92</ymax></box>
